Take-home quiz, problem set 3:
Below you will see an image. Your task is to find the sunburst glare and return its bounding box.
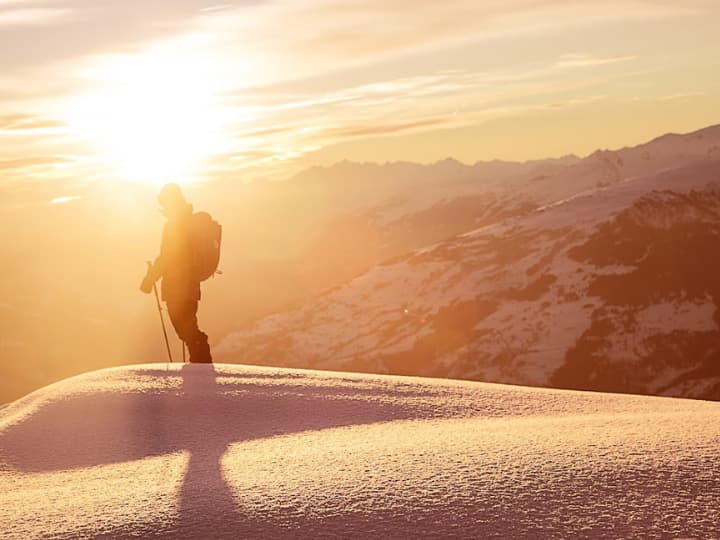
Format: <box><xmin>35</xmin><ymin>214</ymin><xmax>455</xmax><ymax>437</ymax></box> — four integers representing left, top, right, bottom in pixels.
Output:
<box><xmin>65</xmin><ymin>45</ymin><xmax>231</xmax><ymax>184</ymax></box>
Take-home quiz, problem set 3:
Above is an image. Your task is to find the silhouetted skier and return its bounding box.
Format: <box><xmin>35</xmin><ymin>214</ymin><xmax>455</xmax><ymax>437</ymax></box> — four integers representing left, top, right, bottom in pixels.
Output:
<box><xmin>140</xmin><ymin>183</ymin><xmax>220</xmax><ymax>363</ymax></box>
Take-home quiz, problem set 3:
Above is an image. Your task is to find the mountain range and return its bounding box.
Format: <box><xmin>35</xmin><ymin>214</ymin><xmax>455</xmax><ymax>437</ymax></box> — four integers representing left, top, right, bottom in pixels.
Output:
<box><xmin>216</xmin><ymin>124</ymin><xmax>720</xmax><ymax>400</ymax></box>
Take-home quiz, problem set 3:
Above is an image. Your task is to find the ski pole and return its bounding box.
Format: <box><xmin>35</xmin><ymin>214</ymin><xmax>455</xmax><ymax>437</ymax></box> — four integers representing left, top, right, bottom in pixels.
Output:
<box><xmin>147</xmin><ymin>261</ymin><xmax>173</xmax><ymax>363</ymax></box>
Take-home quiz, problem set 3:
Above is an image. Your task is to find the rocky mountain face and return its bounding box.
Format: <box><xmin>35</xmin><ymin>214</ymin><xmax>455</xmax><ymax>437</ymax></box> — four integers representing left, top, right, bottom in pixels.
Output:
<box><xmin>217</xmin><ymin>125</ymin><xmax>720</xmax><ymax>400</ymax></box>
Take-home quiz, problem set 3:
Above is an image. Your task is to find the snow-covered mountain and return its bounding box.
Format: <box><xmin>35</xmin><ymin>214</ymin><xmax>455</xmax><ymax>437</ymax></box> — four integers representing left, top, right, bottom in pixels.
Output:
<box><xmin>1</xmin><ymin>364</ymin><xmax>718</xmax><ymax>538</ymax></box>
<box><xmin>277</xmin><ymin>125</ymin><xmax>720</xmax><ymax>294</ymax></box>
<box><xmin>217</xmin><ymin>125</ymin><xmax>720</xmax><ymax>400</ymax></box>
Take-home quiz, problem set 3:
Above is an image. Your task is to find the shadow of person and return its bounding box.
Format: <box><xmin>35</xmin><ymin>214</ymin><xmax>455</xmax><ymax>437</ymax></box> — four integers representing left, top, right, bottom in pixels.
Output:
<box><xmin>174</xmin><ymin>364</ymin><xmax>242</xmax><ymax>536</ymax></box>
<box><xmin>0</xmin><ymin>364</ymin><xmax>441</xmax><ymax>536</ymax></box>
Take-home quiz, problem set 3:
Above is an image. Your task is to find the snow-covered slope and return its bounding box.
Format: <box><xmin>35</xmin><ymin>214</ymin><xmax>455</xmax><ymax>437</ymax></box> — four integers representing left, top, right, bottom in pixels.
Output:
<box><xmin>1</xmin><ymin>364</ymin><xmax>718</xmax><ymax>539</ymax></box>
<box><xmin>217</xmin><ymin>158</ymin><xmax>720</xmax><ymax>400</ymax></box>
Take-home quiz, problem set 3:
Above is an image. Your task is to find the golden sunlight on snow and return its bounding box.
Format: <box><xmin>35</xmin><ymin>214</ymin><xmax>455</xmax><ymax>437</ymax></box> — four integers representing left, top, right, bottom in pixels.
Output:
<box><xmin>1</xmin><ymin>364</ymin><xmax>718</xmax><ymax>538</ymax></box>
<box><xmin>1</xmin><ymin>451</ymin><xmax>188</xmax><ymax>537</ymax></box>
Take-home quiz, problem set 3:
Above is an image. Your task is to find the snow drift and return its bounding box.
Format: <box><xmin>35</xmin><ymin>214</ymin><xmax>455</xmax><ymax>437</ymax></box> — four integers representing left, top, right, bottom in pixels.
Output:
<box><xmin>1</xmin><ymin>363</ymin><xmax>718</xmax><ymax>539</ymax></box>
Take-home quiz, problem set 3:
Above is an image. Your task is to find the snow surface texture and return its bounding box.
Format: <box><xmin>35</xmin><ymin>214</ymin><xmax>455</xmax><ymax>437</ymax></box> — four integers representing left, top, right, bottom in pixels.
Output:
<box><xmin>1</xmin><ymin>363</ymin><xmax>718</xmax><ymax>539</ymax></box>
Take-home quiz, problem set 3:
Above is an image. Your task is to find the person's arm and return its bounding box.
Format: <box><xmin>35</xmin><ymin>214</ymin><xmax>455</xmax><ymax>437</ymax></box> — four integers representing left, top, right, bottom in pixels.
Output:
<box><xmin>140</xmin><ymin>225</ymin><xmax>169</xmax><ymax>293</ymax></box>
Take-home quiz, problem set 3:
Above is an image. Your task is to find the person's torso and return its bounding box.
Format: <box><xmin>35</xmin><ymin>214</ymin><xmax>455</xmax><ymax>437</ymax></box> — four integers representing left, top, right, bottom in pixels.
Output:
<box><xmin>161</xmin><ymin>209</ymin><xmax>200</xmax><ymax>301</ymax></box>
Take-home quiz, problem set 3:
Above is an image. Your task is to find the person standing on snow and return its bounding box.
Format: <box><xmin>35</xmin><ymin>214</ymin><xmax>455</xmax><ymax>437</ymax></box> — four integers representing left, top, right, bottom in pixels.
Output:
<box><xmin>140</xmin><ymin>183</ymin><xmax>213</xmax><ymax>363</ymax></box>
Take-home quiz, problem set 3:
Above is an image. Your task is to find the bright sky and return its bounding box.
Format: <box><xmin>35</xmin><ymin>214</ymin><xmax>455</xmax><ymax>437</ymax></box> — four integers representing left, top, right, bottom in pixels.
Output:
<box><xmin>1</xmin><ymin>0</ymin><xmax>719</xmax><ymax>186</ymax></box>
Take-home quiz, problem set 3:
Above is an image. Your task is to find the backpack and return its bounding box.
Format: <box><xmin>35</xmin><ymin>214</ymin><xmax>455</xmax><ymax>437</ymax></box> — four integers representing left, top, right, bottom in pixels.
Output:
<box><xmin>191</xmin><ymin>211</ymin><xmax>222</xmax><ymax>281</ymax></box>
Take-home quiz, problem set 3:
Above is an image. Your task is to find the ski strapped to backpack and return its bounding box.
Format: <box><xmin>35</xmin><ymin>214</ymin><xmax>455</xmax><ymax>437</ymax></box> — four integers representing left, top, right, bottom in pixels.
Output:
<box><xmin>191</xmin><ymin>211</ymin><xmax>222</xmax><ymax>281</ymax></box>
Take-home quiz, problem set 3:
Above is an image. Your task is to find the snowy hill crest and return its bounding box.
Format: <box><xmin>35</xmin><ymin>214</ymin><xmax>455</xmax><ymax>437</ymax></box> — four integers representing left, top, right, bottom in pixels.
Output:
<box><xmin>1</xmin><ymin>364</ymin><xmax>719</xmax><ymax>538</ymax></box>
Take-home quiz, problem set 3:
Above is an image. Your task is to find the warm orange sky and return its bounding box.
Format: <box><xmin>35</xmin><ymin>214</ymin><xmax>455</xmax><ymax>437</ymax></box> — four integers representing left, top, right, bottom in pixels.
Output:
<box><xmin>1</xmin><ymin>0</ymin><xmax>719</xmax><ymax>187</ymax></box>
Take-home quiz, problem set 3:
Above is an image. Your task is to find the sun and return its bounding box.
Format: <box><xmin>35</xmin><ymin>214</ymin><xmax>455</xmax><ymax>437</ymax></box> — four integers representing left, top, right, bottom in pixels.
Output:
<box><xmin>66</xmin><ymin>45</ymin><xmax>230</xmax><ymax>184</ymax></box>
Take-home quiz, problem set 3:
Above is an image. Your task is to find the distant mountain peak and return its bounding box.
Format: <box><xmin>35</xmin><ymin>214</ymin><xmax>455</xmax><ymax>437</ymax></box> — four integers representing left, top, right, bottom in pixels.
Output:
<box><xmin>290</xmin><ymin>124</ymin><xmax>720</xmax><ymax>185</ymax></box>
<box><xmin>434</xmin><ymin>157</ymin><xmax>465</xmax><ymax>166</ymax></box>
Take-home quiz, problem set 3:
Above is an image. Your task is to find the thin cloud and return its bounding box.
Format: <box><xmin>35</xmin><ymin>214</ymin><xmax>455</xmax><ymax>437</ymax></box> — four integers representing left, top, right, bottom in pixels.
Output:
<box><xmin>0</xmin><ymin>114</ymin><xmax>65</xmax><ymax>131</ymax></box>
<box><xmin>556</xmin><ymin>54</ymin><xmax>637</xmax><ymax>68</ymax></box>
<box><xmin>0</xmin><ymin>0</ymin><xmax>261</xmax><ymax>73</ymax></box>
<box><xmin>322</xmin><ymin>117</ymin><xmax>451</xmax><ymax>138</ymax></box>
<box><xmin>259</xmin><ymin>94</ymin><xmax>361</xmax><ymax>112</ymax></box>
<box><xmin>617</xmin><ymin>90</ymin><xmax>709</xmax><ymax>103</ymax></box>
<box><xmin>219</xmin><ymin>64</ymin><xmax>646</xmax><ymax>176</ymax></box>
<box><xmin>198</xmin><ymin>4</ymin><xmax>235</xmax><ymax>13</ymax></box>
<box><xmin>0</xmin><ymin>155</ymin><xmax>73</xmax><ymax>171</ymax></box>
<box><xmin>656</xmin><ymin>91</ymin><xmax>706</xmax><ymax>101</ymax></box>
<box><xmin>192</xmin><ymin>0</ymin><xmax>700</xmax><ymax>90</ymax></box>
<box><xmin>542</xmin><ymin>95</ymin><xmax>608</xmax><ymax>109</ymax></box>
<box><xmin>0</xmin><ymin>8</ymin><xmax>71</xmax><ymax>26</ymax></box>
<box><xmin>49</xmin><ymin>195</ymin><xmax>81</xmax><ymax>205</ymax></box>
<box><xmin>232</xmin><ymin>124</ymin><xmax>302</xmax><ymax>139</ymax></box>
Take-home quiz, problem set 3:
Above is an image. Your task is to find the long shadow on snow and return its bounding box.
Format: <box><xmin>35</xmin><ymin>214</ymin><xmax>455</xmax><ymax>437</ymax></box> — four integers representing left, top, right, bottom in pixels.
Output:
<box><xmin>0</xmin><ymin>365</ymin><xmax>440</xmax><ymax>473</ymax></box>
<box><xmin>0</xmin><ymin>364</ymin><xmax>443</xmax><ymax>536</ymax></box>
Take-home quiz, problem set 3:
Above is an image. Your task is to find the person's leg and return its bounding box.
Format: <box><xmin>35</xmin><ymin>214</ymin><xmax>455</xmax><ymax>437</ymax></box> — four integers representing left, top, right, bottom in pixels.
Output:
<box><xmin>166</xmin><ymin>298</ymin><xmax>212</xmax><ymax>363</ymax></box>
